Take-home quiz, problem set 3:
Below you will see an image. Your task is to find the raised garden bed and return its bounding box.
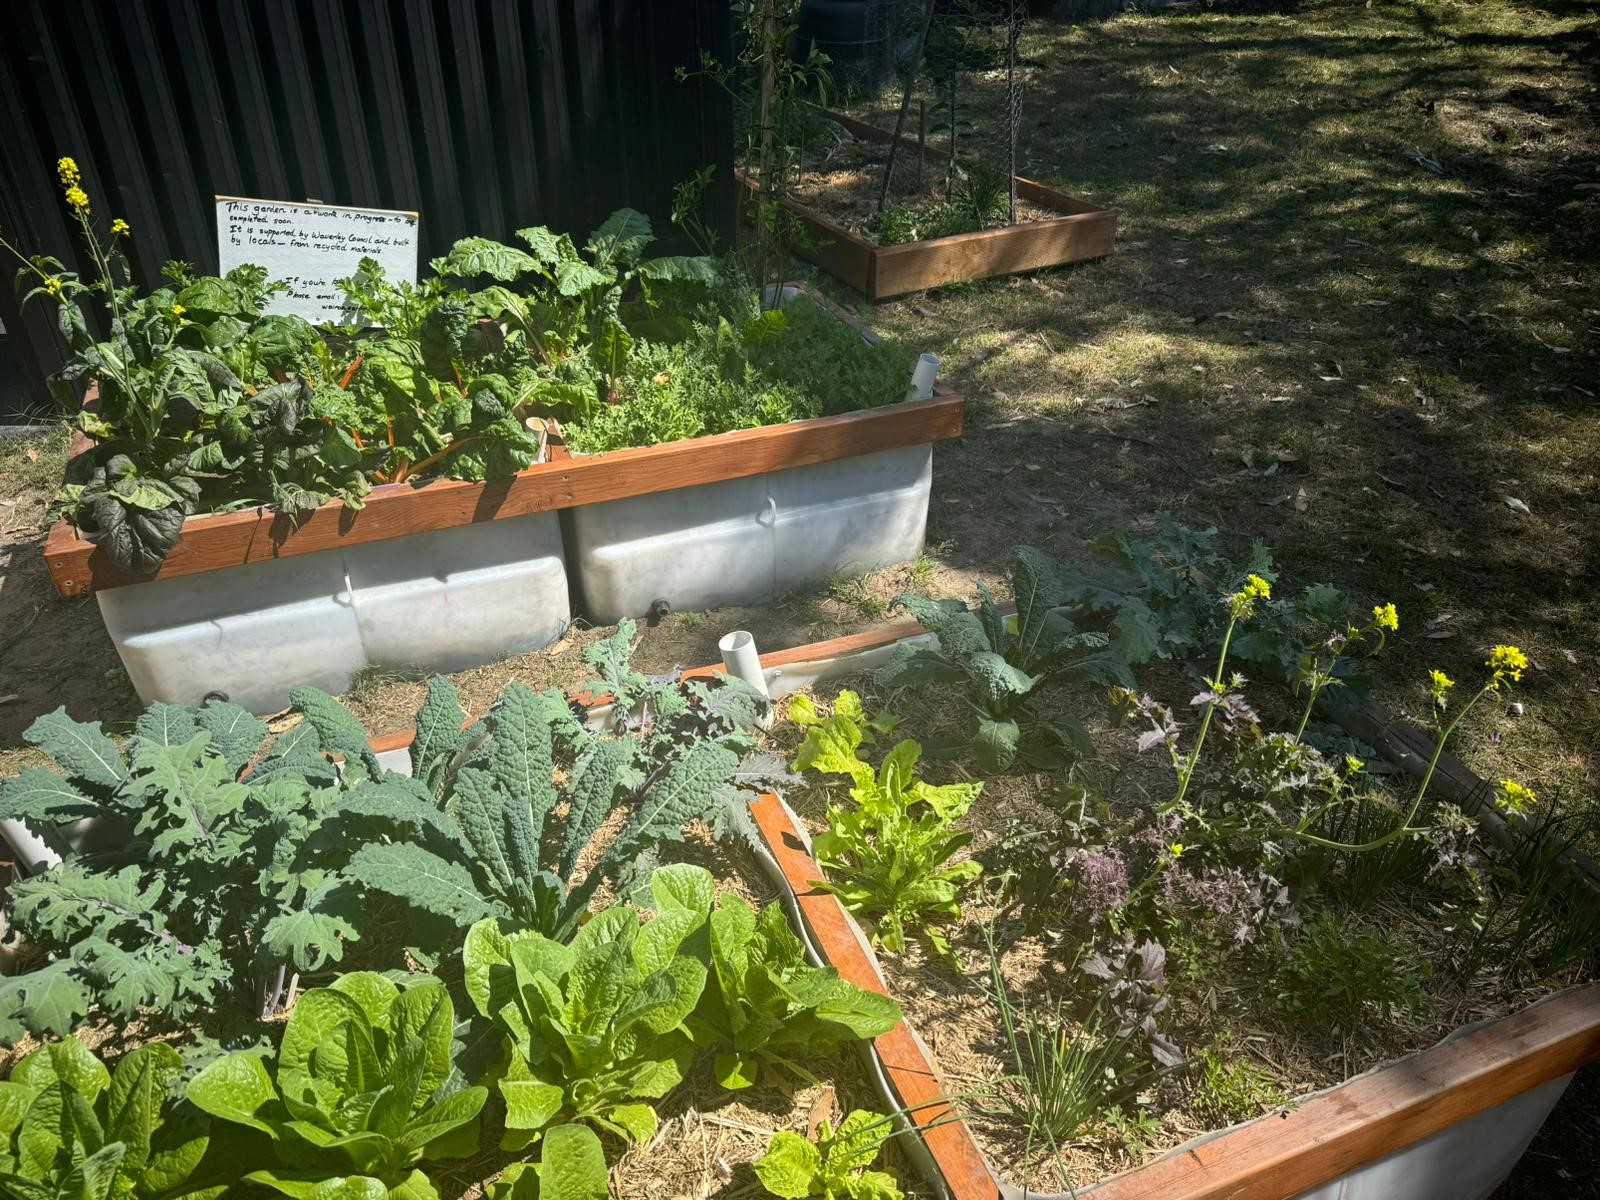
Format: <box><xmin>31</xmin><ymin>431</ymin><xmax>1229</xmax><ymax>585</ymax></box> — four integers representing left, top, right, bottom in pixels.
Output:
<box><xmin>360</xmin><ymin>618</ymin><xmax>1600</xmax><ymax>1200</ymax></box>
<box><xmin>41</xmin><ymin>300</ymin><xmax>964</xmax><ymax>713</ymax></box>
<box><xmin>739</xmin><ymin>110</ymin><xmax>1117</xmax><ymax>301</ymax></box>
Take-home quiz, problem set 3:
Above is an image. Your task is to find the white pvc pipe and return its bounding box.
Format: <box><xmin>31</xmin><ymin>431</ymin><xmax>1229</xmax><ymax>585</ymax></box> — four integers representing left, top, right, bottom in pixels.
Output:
<box><xmin>718</xmin><ymin>630</ymin><xmax>775</xmax><ymax>729</ymax></box>
<box><xmin>907</xmin><ymin>352</ymin><xmax>941</xmax><ymax>401</ymax></box>
<box><xmin>0</xmin><ymin>819</ymin><xmax>61</xmax><ymax>876</ymax></box>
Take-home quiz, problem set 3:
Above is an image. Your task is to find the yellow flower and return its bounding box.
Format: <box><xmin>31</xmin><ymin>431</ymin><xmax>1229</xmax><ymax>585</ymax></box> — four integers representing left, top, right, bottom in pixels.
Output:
<box><xmin>1428</xmin><ymin>669</ymin><xmax>1454</xmax><ymax>705</ymax></box>
<box><xmin>111</xmin><ymin>218</ymin><xmax>130</xmax><ymax>237</ymax></box>
<box><xmin>1372</xmin><ymin>602</ymin><xmax>1399</xmax><ymax>633</ymax></box>
<box><xmin>1169</xmin><ymin>842</ymin><xmax>1186</xmax><ymax>860</ymax></box>
<box><xmin>1229</xmin><ymin>573</ymin><xmax>1273</xmax><ymax>620</ymax></box>
<box><xmin>1495</xmin><ymin>779</ymin><xmax>1536</xmax><ymax>817</ymax></box>
<box><xmin>1344</xmin><ymin>755</ymin><xmax>1365</xmax><ymax>775</ymax></box>
<box><xmin>170</xmin><ymin>303</ymin><xmax>187</xmax><ymax>320</ymax></box>
<box><xmin>1487</xmin><ymin>644</ymin><xmax>1528</xmax><ymax>686</ymax></box>
<box><xmin>64</xmin><ymin>184</ymin><xmax>90</xmax><ymax>213</ymax></box>
<box><xmin>43</xmin><ymin>277</ymin><xmax>62</xmax><ymax>298</ymax></box>
<box><xmin>56</xmin><ymin>156</ymin><xmax>80</xmax><ymax>187</ymax></box>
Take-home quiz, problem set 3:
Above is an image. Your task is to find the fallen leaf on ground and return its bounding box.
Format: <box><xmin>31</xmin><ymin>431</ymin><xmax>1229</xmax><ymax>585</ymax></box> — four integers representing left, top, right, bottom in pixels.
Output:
<box><xmin>1501</xmin><ymin>494</ymin><xmax>1531</xmax><ymax>515</ymax></box>
<box><xmin>806</xmin><ymin>1086</ymin><xmax>836</xmax><ymax>1139</ymax></box>
<box><xmin>1294</xmin><ymin>486</ymin><xmax>1310</xmax><ymax>512</ymax></box>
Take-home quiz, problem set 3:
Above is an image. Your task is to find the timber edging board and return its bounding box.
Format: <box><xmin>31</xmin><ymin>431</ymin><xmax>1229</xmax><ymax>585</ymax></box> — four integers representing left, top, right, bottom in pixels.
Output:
<box><xmin>738</xmin><ymin>110</ymin><xmax>1117</xmax><ymax>302</ymax></box>
<box><xmin>41</xmin><ymin>388</ymin><xmax>964</xmax><ymax>597</ymax></box>
<box><xmin>357</xmin><ymin>617</ymin><xmax>1600</xmax><ymax>1200</ymax></box>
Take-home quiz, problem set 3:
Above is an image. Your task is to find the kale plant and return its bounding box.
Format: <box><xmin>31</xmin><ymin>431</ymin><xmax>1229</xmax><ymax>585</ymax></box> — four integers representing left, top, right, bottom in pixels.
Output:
<box><xmin>876</xmin><ymin>546</ymin><xmax>1133</xmax><ymax>773</ymax></box>
<box><xmin>346</xmin><ymin>619</ymin><xmax>767</xmax><ymax>943</ymax></box>
<box><xmin>0</xmin><ymin>698</ymin><xmax>430</xmax><ymax>1043</ymax></box>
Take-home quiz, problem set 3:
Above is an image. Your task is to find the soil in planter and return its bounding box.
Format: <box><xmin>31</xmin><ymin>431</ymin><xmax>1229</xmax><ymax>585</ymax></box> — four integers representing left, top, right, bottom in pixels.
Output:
<box><xmin>771</xmin><ymin>120</ymin><xmax>1059</xmax><ymax>247</ymax></box>
<box><xmin>766</xmin><ymin>672</ymin><xmax>1584</xmax><ymax>1194</ymax></box>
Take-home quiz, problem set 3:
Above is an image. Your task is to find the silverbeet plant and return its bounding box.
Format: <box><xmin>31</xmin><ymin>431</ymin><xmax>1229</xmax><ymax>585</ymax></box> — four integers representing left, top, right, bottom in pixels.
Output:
<box><xmin>186</xmin><ymin>972</ymin><xmax>485</xmax><ymax>1200</ymax></box>
<box><xmin>0</xmin><ymin>697</ymin><xmax>431</xmax><ymax>1043</ymax></box>
<box><xmin>876</xmin><ymin>547</ymin><xmax>1133</xmax><ymax>773</ymax></box>
<box><xmin>0</xmin><ymin>1039</ymin><xmax>236</xmax><ymax>1200</ymax></box>
<box><xmin>345</xmin><ymin>619</ymin><xmax>766</xmax><ymax>944</ymax></box>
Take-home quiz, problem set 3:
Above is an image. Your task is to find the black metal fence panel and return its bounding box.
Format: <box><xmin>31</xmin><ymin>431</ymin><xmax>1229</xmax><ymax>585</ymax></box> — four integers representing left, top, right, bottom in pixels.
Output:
<box><xmin>0</xmin><ymin>0</ymin><xmax>733</xmax><ymax>414</ymax></box>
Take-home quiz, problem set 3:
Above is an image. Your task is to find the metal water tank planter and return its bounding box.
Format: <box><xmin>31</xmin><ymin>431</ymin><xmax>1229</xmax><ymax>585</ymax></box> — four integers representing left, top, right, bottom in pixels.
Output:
<box><xmin>357</xmin><ymin>620</ymin><xmax>1600</xmax><ymax>1200</ymax></box>
<box><xmin>42</xmin><ymin>416</ymin><xmax>572</xmax><ymax>714</ymax></box>
<box><xmin>42</xmin><ymin>333</ymin><xmax>965</xmax><ymax>710</ymax></box>
<box><xmin>739</xmin><ymin>109</ymin><xmax>1118</xmax><ymax>302</ymax></box>
<box><xmin>563</xmin><ymin>294</ymin><xmax>963</xmax><ymax>624</ymax></box>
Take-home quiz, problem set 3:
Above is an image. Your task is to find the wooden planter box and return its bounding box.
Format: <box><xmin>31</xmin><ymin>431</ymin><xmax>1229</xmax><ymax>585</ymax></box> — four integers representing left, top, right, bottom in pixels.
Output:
<box><xmin>362</xmin><ymin>620</ymin><xmax>1600</xmax><ymax>1200</ymax></box>
<box><xmin>738</xmin><ymin>110</ymin><xmax>1117</xmax><ymax>302</ymax></box>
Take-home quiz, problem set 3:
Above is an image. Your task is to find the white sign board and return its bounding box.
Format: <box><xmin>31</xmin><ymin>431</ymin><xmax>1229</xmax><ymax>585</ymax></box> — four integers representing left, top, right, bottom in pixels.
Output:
<box><xmin>215</xmin><ymin>196</ymin><xmax>419</xmax><ymax>325</ymax></box>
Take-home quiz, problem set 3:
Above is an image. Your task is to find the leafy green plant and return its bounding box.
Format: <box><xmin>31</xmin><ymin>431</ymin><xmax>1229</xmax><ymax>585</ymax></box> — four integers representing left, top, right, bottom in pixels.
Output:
<box><xmin>688</xmin><ymin>891</ymin><xmax>901</xmax><ymax>1089</ymax></box>
<box><xmin>0</xmin><ymin>697</ymin><xmax>429</xmax><ymax>1043</ymax></box>
<box><xmin>755</xmin><ymin>1110</ymin><xmax>904</xmax><ymax>1200</ymax></box>
<box><xmin>980</xmin><ymin>924</ymin><xmax>1171</xmax><ymax>1156</ymax></box>
<box><xmin>565</xmin><ymin>293</ymin><xmax>909</xmax><ymax>455</ymax></box>
<box><xmin>0</xmin><ymin>1039</ymin><xmax>237</xmax><ymax>1200</ymax></box>
<box><xmin>0</xmin><ymin>157</ymin><xmax>375</xmax><ymax>572</ymax></box>
<box><xmin>462</xmin><ymin>864</ymin><xmax>712</xmax><ymax>1150</ymax></box>
<box><xmin>876</xmin><ymin>546</ymin><xmax>1134</xmax><ymax>772</ymax></box>
<box><xmin>794</xmin><ymin>691</ymin><xmax>981</xmax><ymax>964</ymax></box>
<box><xmin>187</xmin><ymin>972</ymin><xmax>485</xmax><ymax>1200</ymax></box>
<box><xmin>485</xmin><ymin>1122</ymin><xmax>609</xmax><ymax>1200</ymax></box>
<box><xmin>345</xmin><ymin>620</ymin><xmax>765</xmax><ymax>943</ymax></box>
<box><xmin>1189</xmin><ymin>1042</ymin><xmax>1287</xmax><ymax>1127</ymax></box>
<box><xmin>1276</xmin><ymin>910</ymin><xmax>1427</xmax><ymax>1031</ymax></box>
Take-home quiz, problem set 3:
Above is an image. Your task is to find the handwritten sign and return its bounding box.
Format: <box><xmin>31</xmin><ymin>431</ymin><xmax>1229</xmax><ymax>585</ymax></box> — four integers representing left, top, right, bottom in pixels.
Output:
<box><xmin>215</xmin><ymin>196</ymin><xmax>419</xmax><ymax>324</ymax></box>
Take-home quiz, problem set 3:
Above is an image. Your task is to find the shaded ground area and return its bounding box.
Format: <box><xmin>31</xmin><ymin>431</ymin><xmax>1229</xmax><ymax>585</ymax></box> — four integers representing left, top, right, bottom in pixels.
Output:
<box><xmin>0</xmin><ymin>0</ymin><xmax>1594</xmax><ymax>1191</ymax></box>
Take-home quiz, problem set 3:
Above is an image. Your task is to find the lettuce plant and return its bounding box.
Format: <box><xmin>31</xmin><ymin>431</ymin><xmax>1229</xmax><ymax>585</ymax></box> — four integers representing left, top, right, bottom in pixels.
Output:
<box><xmin>485</xmin><ymin>1122</ymin><xmax>609</xmax><ymax>1200</ymax></box>
<box><xmin>346</xmin><ymin>620</ymin><xmax>766</xmax><ymax>943</ymax></box>
<box><xmin>186</xmin><ymin>972</ymin><xmax>485</xmax><ymax>1200</ymax></box>
<box><xmin>754</xmin><ymin>1110</ymin><xmax>904</xmax><ymax>1200</ymax></box>
<box><xmin>0</xmin><ymin>1039</ymin><xmax>236</xmax><ymax>1200</ymax></box>
<box><xmin>876</xmin><ymin>547</ymin><xmax>1133</xmax><ymax>773</ymax></box>
<box><xmin>462</xmin><ymin>865</ymin><xmax>713</xmax><ymax>1150</ymax></box>
<box><xmin>795</xmin><ymin>692</ymin><xmax>982</xmax><ymax>966</ymax></box>
<box><xmin>688</xmin><ymin>892</ymin><xmax>901</xmax><ymax>1089</ymax></box>
<box><xmin>0</xmin><ymin>698</ymin><xmax>432</xmax><ymax>1043</ymax></box>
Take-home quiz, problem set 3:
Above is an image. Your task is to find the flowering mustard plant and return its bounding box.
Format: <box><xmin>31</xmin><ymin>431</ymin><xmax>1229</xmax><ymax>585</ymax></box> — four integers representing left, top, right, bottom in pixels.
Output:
<box><xmin>1488</xmin><ymin>645</ymin><xmax>1528</xmax><ymax>687</ymax></box>
<box><xmin>1495</xmin><ymin>779</ymin><xmax>1537</xmax><ymax>817</ymax></box>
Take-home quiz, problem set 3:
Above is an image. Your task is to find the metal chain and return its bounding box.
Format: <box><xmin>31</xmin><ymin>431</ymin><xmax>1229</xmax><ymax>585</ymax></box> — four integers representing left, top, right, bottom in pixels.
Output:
<box><xmin>1006</xmin><ymin>0</ymin><xmax>1024</xmax><ymax>222</ymax></box>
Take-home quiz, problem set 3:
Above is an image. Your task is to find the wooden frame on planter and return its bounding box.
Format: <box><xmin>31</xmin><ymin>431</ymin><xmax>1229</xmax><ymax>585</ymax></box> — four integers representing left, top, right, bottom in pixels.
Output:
<box><xmin>359</xmin><ymin>619</ymin><xmax>1600</xmax><ymax>1200</ymax></box>
<box><xmin>41</xmin><ymin>382</ymin><xmax>964</xmax><ymax>598</ymax></box>
<box><xmin>738</xmin><ymin>109</ymin><xmax>1117</xmax><ymax>302</ymax></box>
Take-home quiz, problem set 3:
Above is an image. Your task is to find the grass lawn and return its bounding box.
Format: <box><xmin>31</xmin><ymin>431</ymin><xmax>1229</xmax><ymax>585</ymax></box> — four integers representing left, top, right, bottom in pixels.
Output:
<box><xmin>840</xmin><ymin>0</ymin><xmax>1600</xmax><ymax>850</ymax></box>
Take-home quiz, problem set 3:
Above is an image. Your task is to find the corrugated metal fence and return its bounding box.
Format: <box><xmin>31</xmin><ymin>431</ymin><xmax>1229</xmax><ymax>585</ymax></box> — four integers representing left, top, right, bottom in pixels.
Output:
<box><xmin>0</xmin><ymin>0</ymin><xmax>733</xmax><ymax>414</ymax></box>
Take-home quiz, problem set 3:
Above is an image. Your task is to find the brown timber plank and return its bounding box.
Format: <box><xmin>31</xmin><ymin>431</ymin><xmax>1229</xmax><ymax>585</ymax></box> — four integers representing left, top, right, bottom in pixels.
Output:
<box><xmin>749</xmin><ymin>793</ymin><xmax>1001</xmax><ymax>1200</ymax></box>
<box><xmin>1084</xmin><ymin>984</ymin><xmax>1600</xmax><ymax>1200</ymax></box>
<box><xmin>870</xmin><ymin>210</ymin><xmax>1118</xmax><ymax>300</ymax></box>
<box><xmin>44</xmin><ymin>391</ymin><xmax>964</xmax><ymax>596</ymax></box>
